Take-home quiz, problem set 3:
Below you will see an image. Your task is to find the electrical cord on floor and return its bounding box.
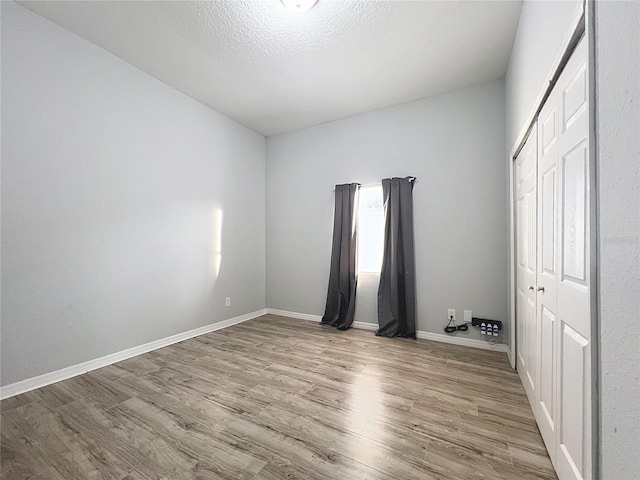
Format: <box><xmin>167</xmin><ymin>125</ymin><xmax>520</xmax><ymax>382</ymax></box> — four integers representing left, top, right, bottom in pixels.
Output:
<box><xmin>444</xmin><ymin>317</ymin><xmax>470</xmax><ymax>334</ymax></box>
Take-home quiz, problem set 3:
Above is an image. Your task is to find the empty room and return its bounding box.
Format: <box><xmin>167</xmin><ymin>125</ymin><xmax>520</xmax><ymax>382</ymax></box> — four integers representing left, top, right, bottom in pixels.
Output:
<box><xmin>1</xmin><ymin>0</ymin><xmax>638</xmax><ymax>479</ymax></box>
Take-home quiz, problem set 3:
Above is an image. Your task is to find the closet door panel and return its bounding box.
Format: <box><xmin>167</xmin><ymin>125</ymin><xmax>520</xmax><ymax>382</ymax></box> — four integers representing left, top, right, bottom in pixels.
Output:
<box><xmin>562</xmin><ymin>144</ymin><xmax>588</xmax><ymax>285</ymax></box>
<box><xmin>539</xmin><ymin>305</ymin><xmax>555</xmax><ymax>427</ymax></box>
<box><xmin>525</xmin><ymin>293</ymin><xmax>536</xmax><ymax>391</ymax></box>
<box><xmin>556</xmin><ymin>36</ymin><xmax>591</xmax><ymax>480</ymax></box>
<box><xmin>559</xmin><ymin>323</ymin><xmax>588</xmax><ymax>478</ymax></box>
<box><xmin>516</xmin><ymin>177</ymin><xmax>527</xmax><ymax>373</ymax></box>
<box><xmin>536</xmin><ymin>87</ymin><xmax>560</xmax><ymax>463</ymax></box>
<box><xmin>515</xmin><ymin>127</ymin><xmax>538</xmax><ymax>404</ymax></box>
<box><xmin>541</xmin><ymin>169</ymin><xmax>556</xmax><ymax>274</ymax></box>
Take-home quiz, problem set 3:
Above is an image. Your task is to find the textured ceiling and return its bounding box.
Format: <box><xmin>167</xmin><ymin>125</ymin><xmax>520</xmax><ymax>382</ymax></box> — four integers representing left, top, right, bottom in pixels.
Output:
<box><xmin>18</xmin><ymin>0</ymin><xmax>522</xmax><ymax>136</ymax></box>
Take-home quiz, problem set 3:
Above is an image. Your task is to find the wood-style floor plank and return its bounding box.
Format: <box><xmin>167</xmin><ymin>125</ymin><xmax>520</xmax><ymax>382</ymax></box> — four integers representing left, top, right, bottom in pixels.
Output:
<box><xmin>1</xmin><ymin>314</ymin><xmax>556</xmax><ymax>479</ymax></box>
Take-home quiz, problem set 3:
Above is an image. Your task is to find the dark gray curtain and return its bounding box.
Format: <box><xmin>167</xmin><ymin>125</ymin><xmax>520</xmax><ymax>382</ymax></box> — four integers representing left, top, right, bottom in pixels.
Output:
<box><xmin>321</xmin><ymin>183</ymin><xmax>360</xmax><ymax>330</ymax></box>
<box><xmin>376</xmin><ymin>177</ymin><xmax>417</xmax><ymax>338</ymax></box>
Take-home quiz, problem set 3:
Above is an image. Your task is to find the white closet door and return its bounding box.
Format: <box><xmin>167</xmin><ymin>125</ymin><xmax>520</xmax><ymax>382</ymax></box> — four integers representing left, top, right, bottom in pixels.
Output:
<box><xmin>555</xmin><ymin>36</ymin><xmax>591</xmax><ymax>480</ymax></box>
<box><xmin>514</xmin><ymin>35</ymin><xmax>591</xmax><ymax>480</ymax></box>
<box><xmin>515</xmin><ymin>127</ymin><xmax>538</xmax><ymax>404</ymax></box>
<box><xmin>536</xmin><ymin>85</ymin><xmax>560</xmax><ymax>465</ymax></box>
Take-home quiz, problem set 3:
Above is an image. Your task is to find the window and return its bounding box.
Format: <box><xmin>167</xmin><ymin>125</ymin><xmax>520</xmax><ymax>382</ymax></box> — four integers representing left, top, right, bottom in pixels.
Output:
<box><xmin>358</xmin><ymin>185</ymin><xmax>384</xmax><ymax>273</ymax></box>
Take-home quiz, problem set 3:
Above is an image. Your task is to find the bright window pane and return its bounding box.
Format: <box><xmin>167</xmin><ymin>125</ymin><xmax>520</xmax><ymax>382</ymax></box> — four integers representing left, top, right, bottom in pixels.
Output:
<box><xmin>358</xmin><ymin>185</ymin><xmax>384</xmax><ymax>273</ymax></box>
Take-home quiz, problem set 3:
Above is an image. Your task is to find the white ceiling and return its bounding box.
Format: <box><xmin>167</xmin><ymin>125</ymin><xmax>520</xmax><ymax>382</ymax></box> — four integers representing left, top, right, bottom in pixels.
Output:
<box><xmin>19</xmin><ymin>0</ymin><xmax>522</xmax><ymax>136</ymax></box>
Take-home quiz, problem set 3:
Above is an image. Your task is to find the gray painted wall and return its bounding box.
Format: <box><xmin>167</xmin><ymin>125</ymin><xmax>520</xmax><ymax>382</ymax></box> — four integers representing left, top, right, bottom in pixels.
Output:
<box><xmin>595</xmin><ymin>1</ymin><xmax>640</xmax><ymax>477</ymax></box>
<box><xmin>266</xmin><ymin>80</ymin><xmax>507</xmax><ymax>342</ymax></box>
<box><xmin>1</xmin><ymin>2</ymin><xmax>266</xmax><ymax>386</ymax></box>
<box><xmin>505</xmin><ymin>0</ymin><xmax>582</xmax><ymax>151</ymax></box>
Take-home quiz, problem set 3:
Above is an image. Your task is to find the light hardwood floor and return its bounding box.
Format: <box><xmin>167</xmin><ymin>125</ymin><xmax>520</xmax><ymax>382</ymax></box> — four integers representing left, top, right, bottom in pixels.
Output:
<box><xmin>1</xmin><ymin>314</ymin><xmax>556</xmax><ymax>479</ymax></box>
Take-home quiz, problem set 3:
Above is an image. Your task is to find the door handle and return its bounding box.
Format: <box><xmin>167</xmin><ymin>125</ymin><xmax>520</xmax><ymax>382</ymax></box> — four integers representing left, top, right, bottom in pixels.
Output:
<box><xmin>528</xmin><ymin>285</ymin><xmax>535</xmax><ymax>291</ymax></box>
<box><xmin>537</xmin><ymin>286</ymin><xmax>545</xmax><ymax>292</ymax></box>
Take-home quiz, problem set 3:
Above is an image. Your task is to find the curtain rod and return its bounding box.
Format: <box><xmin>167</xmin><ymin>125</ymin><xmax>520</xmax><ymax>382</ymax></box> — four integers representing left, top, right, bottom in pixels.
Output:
<box><xmin>332</xmin><ymin>177</ymin><xmax>418</xmax><ymax>191</ymax></box>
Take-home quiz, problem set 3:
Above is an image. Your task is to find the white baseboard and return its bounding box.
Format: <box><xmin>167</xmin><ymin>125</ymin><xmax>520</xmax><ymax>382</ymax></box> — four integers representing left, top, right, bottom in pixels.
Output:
<box><xmin>266</xmin><ymin>308</ymin><xmax>321</xmax><ymax>323</ymax></box>
<box><xmin>352</xmin><ymin>321</ymin><xmax>378</xmax><ymax>331</ymax></box>
<box><xmin>415</xmin><ymin>330</ymin><xmax>508</xmax><ymax>353</ymax></box>
<box><xmin>0</xmin><ymin>308</ymin><xmax>267</xmax><ymax>400</ymax></box>
<box><xmin>266</xmin><ymin>308</ymin><xmax>508</xmax><ymax>353</ymax></box>
<box><xmin>265</xmin><ymin>309</ymin><xmax>376</xmax><ymax>332</ymax></box>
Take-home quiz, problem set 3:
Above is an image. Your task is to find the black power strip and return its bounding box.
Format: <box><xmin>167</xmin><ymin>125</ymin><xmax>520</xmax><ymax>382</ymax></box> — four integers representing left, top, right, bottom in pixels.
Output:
<box><xmin>471</xmin><ymin>317</ymin><xmax>502</xmax><ymax>336</ymax></box>
<box><xmin>471</xmin><ymin>318</ymin><xmax>502</xmax><ymax>330</ymax></box>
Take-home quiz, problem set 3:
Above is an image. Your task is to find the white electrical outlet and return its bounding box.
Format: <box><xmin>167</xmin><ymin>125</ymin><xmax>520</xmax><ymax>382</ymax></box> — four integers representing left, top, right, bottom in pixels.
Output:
<box><xmin>464</xmin><ymin>310</ymin><xmax>472</xmax><ymax>323</ymax></box>
<box><xmin>225</xmin><ymin>297</ymin><xmax>231</xmax><ymax>307</ymax></box>
<box><xmin>448</xmin><ymin>309</ymin><xmax>456</xmax><ymax>321</ymax></box>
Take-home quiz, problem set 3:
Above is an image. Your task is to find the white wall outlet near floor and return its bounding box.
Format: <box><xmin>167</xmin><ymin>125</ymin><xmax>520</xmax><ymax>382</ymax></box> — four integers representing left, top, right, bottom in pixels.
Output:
<box><xmin>225</xmin><ymin>297</ymin><xmax>231</xmax><ymax>307</ymax></box>
<box><xmin>464</xmin><ymin>310</ymin><xmax>472</xmax><ymax>323</ymax></box>
<box><xmin>448</xmin><ymin>309</ymin><xmax>456</xmax><ymax>321</ymax></box>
